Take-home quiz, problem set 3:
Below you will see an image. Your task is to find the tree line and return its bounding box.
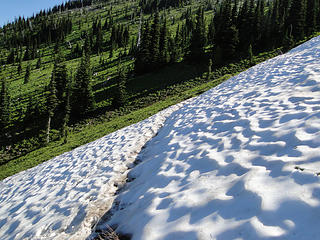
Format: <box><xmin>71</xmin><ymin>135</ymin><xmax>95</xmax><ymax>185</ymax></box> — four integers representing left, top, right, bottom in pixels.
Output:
<box><xmin>134</xmin><ymin>0</ymin><xmax>320</xmax><ymax>75</ymax></box>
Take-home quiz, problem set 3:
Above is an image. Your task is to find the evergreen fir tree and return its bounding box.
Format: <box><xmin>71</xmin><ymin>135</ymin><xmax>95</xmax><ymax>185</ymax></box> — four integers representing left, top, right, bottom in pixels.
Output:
<box><xmin>23</xmin><ymin>45</ymin><xmax>30</xmax><ymax>61</ymax></box>
<box><xmin>150</xmin><ymin>12</ymin><xmax>161</xmax><ymax>69</ymax></box>
<box><xmin>215</xmin><ymin>0</ymin><xmax>239</xmax><ymax>62</ymax></box>
<box><xmin>109</xmin><ymin>44</ymin><xmax>114</xmax><ymax>58</ymax></box>
<box><xmin>247</xmin><ymin>0</ymin><xmax>256</xmax><ymax>45</ymax></box>
<box><xmin>61</xmin><ymin>73</ymin><xmax>72</xmax><ymax>140</ymax></box>
<box><xmin>270</xmin><ymin>0</ymin><xmax>282</xmax><ymax>48</ymax></box>
<box><xmin>306</xmin><ymin>0</ymin><xmax>317</xmax><ymax>35</ymax></box>
<box><xmin>232</xmin><ymin>0</ymin><xmax>239</xmax><ymax>24</ymax></box>
<box><xmin>17</xmin><ymin>60</ymin><xmax>22</xmax><ymax>75</ymax></box>
<box><xmin>52</xmin><ymin>53</ymin><xmax>67</xmax><ymax>103</ymax></box>
<box><xmin>253</xmin><ymin>0</ymin><xmax>264</xmax><ymax>50</ymax></box>
<box><xmin>283</xmin><ymin>29</ymin><xmax>295</xmax><ymax>51</ymax></box>
<box><xmin>95</xmin><ymin>20</ymin><xmax>103</xmax><ymax>54</ymax></box>
<box><xmin>221</xmin><ymin>25</ymin><xmax>239</xmax><ymax>60</ymax></box>
<box><xmin>24</xmin><ymin>64</ymin><xmax>31</xmax><ymax>84</ymax></box>
<box><xmin>113</xmin><ymin>64</ymin><xmax>128</xmax><ymax>108</ymax></box>
<box><xmin>46</xmin><ymin>76</ymin><xmax>58</xmax><ymax>143</ymax></box>
<box><xmin>6</xmin><ymin>49</ymin><xmax>15</xmax><ymax>64</ymax></box>
<box><xmin>48</xmin><ymin>50</ymin><xmax>69</xmax><ymax>130</ymax></box>
<box><xmin>248</xmin><ymin>44</ymin><xmax>254</xmax><ymax>65</ymax></box>
<box><xmin>72</xmin><ymin>39</ymin><xmax>95</xmax><ymax>117</ymax></box>
<box><xmin>260</xmin><ymin>3</ymin><xmax>272</xmax><ymax>50</ymax></box>
<box><xmin>172</xmin><ymin>24</ymin><xmax>183</xmax><ymax>62</ymax></box>
<box><xmin>208</xmin><ymin>17</ymin><xmax>215</xmax><ymax>46</ymax></box>
<box><xmin>36</xmin><ymin>55</ymin><xmax>42</xmax><ymax>69</ymax></box>
<box><xmin>123</xmin><ymin>26</ymin><xmax>130</xmax><ymax>46</ymax></box>
<box><xmin>207</xmin><ymin>59</ymin><xmax>213</xmax><ymax>79</ymax></box>
<box><xmin>279</xmin><ymin>0</ymin><xmax>290</xmax><ymax>22</ymax></box>
<box><xmin>23</xmin><ymin>94</ymin><xmax>44</xmax><ymax>131</ymax></box>
<box><xmin>159</xmin><ymin>17</ymin><xmax>170</xmax><ymax>65</ymax></box>
<box><xmin>188</xmin><ymin>7</ymin><xmax>206</xmax><ymax>61</ymax></box>
<box><xmin>135</xmin><ymin>21</ymin><xmax>152</xmax><ymax>74</ymax></box>
<box><xmin>0</xmin><ymin>78</ymin><xmax>10</xmax><ymax>140</ymax></box>
<box><xmin>237</xmin><ymin>0</ymin><xmax>249</xmax><ymax>51</ymax></box>
<box><xmin>287</xmin><ymin>0</ymin><xmax>307</xmax><ymax>40</ymax></box>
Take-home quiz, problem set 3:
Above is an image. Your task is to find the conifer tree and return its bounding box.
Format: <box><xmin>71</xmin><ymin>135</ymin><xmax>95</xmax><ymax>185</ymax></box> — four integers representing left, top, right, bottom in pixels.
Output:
<box><xmin>24</xmin><ymin>95</ymin><xmax>44</xmax><ymax>131</ymax></box>
<box><xmin>46</xmin><ymin>76</ymin><xmax>58</xmax><ymax>143</ymax></box>
<box><xmin>287</xmin><ymin>0</ymin><xmax>307</xmax><ymax>40</ymax></box>
<box><xmin>279</xmin><ymin>0</ymin><xmax>290</xmax><ymax>22</ymax></box>
<box><xmin>95</xmin><ymin>20</ymin><xmax>103</xmax><ymax>54</ymax></box>
<box><xmin>188</xmin><ymin>7</ymin><xmax>206</xmax><ymax>61</ymax></box>
<box><xmin>260</xmin><ymin>3</ymin><xmax>272</xmax><ymax>50</ymax></box>
<box><xmin>232</xmin><ymin>0</ymin><xmax>239</xmax><ymax>24</ymax></box>
<box><xmin>17</xmin><ymin>60</ymin><xmax>22</xmax><ymax>75</ymax></box>
<box><xmin>0</xmin><ymin>78</ymin><xmax>10</xmax><ymax>140</ymax></box>
<box><xmin>215</xmin><ymin>0</ymin><xmax>239</xmax><ymax>62</ymax></box>
<box><xmin>237</xmin><ymin>0</ymin><xmax>249</xmax><ymax>51</ymax></box>
<box><xmin>52</xmin><ymin>52</ymin><xmax>67</xmax><ymax>103</ymax></box>
<box><xmin>172</xmin><ymin>24</ymin><xmax>183</xmax><ymax>62</ymax></box>
<box><xmin>123</xmin><ymin>26</ymin><xmax>130</xmax><ymax>46</ymax></box>
<box><xmin>150</xmin><ymin>11</ymin><xmax>161</xmax><ymax>68</ymax></box>
<box><xmin>159</xmin><ymin>17</ymin><xmax>169</xmax><ymax>65</ymax></box>
<box><xmin>109</xmin><ymin>44</ymin><xmax>114</xmax><ymax>58</ymax></box>
<box><xmin>113</xmin><ymin>64</ymin><xmax>128</xmax><ymax>108</ymax></box>
<box><xmin>208</xmin><ymin>17</ymin><xmax>215</xmax><ymax>46</ymax></box>
<box><xmin>61</xmin><ymin>73</ymin><xmax>72</xmax><ymax>141</ymax></box>
<box><xmin>283</xmin><ymin>29</ymin><xmax>295</xmax><ymax>51</ymax></box>
<box><xmin>247</xmin><ymin>0</ymin><xmax>256</xmax><ymax>44</ymax></box>
<box><xmin>270</xmin><ymin>0</ymin><xmax>281</xmax><ymax>48</ymax></box>
<box><xmin>135</xmin><ymin>21</ymin><xmax>152</xmax><ymax>74</ymax></box>
<box><xmin>24</xmin><ymin>64</ymin><xmax>31</xmax><ymax>84</ymax></box>
<box><xmin>253</xmin><ymin>0</ymin><xmax>264</xmax><ymax>50</ymax></box>
<box><xmin>6</xmin><ymin>49</ymin><xmax>15</xmax><ymax>64</ymax></box>
<box><xmin>47</xmin><ymin>49</ymin><xmax>69</xmax><ymax>130</ymax></box>
<box><xmin>72</xmin><ymin>37</ymin><xmax>95</xmax><ymax>117</ymax></box>
<box><xmin>207</xmin><ymin>59</ymin><xmax>212</xmax><ymax>79</ymax></box>
<box><xmin>36</xmin><ymin>55</ymin><xmax>42</xmax><ymax>69</ymax></box>
<box><xmin>23</xmin><ymin>45</ymin><xmax>30</xmax><ymax>61</ymax></box>
<box><xmin>306</xmin><ymin>0</ymin><xmax>317</xmax><ymax>36</ymax></box>
<box><xmin>248</xmin><ymin>44</ymin><xmax>254</xmax><ymax>65</ymax></box>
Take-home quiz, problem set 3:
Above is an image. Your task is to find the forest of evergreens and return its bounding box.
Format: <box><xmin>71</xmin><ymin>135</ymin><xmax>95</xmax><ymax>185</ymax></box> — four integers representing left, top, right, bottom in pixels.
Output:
<box><xmin>0</xmin><ymin>0</ymin><xmax>319</xmax><ymax>173</ymax></box>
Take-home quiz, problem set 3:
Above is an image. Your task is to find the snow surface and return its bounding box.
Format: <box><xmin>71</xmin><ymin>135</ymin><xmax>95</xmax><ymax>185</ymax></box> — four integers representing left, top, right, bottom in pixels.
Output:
<box><xmin>107</xmin><ymin>37</ymin><xmax>320</xmax><ymax>240</ymax></box>
<box><xmin>0</xmin><ymin>101</ymin><xmax>188</xmax><ymax>239</ymax></box>
<box><xmin>1</xmin><ymin>36</ymin><xmax>320</xmax><ymax>240</ymax></box>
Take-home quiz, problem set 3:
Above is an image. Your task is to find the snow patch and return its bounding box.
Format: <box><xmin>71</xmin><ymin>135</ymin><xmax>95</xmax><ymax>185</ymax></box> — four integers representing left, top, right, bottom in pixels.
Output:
<box><xmin>0</xmin><ymin>100</ymin><xmax>189</xmax><ymax>239</ymax></box>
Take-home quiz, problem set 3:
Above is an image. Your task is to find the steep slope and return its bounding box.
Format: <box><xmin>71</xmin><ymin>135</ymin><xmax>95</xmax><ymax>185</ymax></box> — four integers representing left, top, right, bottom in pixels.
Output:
<box><xmin>1</xmin><ymin>36</ymin><xmax>320</xmax><ymax>240</ymax></box>
<box><xmin>106</xmin><ymin>36</ymin><xmax>320</xmax><ymax>239</ymax></box>
<box><xmin>0</xmin><ymin>102</ymin><xmax>188</xmax><ymax>239</ymax></box>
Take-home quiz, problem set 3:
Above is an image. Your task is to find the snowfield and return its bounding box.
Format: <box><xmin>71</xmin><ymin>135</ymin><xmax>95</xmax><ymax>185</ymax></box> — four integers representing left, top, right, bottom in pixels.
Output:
<box><xmin>1</xmin><ymin>36</ymin><xmax>320</xmax><ymax>240</ymax></box>
<box><xmin>0</xmin><ymin>102</ymin><xmax>188</xmax><ymax>239</ymax></box>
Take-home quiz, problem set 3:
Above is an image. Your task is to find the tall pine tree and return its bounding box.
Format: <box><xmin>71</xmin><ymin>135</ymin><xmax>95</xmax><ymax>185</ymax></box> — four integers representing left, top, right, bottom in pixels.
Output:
<box><xmin>113</xmin><ymin>63</ymin><xmax>128</xmax><ymax>108</ymax></box>
<box><xmin>0</xmin><ymin>78</ymin><xmax>10</xmax><ymax>141</ymax></box>
<box><xmin>150</xmin><ymin>11</ymin><xmax>161</xmax><ymax>69</ymax></box>
<box><xmin>287</xmin><ymin>0</ymin><xmax>307</xmax><ymax>40</ymax></box>
<box><xmin>215</xmin><ymin>0</ymin><xmax>239</xmax><ymax>62</ymax></box>
<box><xmin>306</xmin><ymin>0</ymin><xmax>317</xmax><ymax>36</ymax></box>
<box><xmin>24</xmin><ymin>64</ymin><xmax>31</xmax><ymax>84</ymax></box>
<box><xmin>72</xmin><ymin>36</ymin><xmax>95</xmax><ymax>117</ymax></box>
<box><xmin>46</xmin><ymin>76</ymin><xmax>58</xmax><ymax>143</ymax></box>
<box><xmin>135</xmin><ymin>21</ymin><xmax>152</xmax><ymax>74</ymax></box>
<box><xmin>188</xmin><ymin>7</ymin><xmax>206</xmax><ymax>61</ymax></box>
<box><xmin>159</xmin><ymin>17</ymin><xmax>170</xmax><ymax>65</ymax></box>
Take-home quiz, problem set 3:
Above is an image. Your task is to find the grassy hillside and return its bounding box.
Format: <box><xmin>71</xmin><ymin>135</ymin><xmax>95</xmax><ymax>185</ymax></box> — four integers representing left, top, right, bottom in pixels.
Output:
<box><xmin>0</xmin><ymin>0</ymin><xmax>319</xmax><ymax>179</ymax></box>
<box><xmin>0</xmin><ymin>43</ymin><xmax>313</xmax><ymax>180</ymax></box>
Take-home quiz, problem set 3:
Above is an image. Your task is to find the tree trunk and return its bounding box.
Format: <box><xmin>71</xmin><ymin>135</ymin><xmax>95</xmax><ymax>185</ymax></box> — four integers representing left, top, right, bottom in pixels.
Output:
<box><xmin>46</xmin><ymin>115</ymin><xmax>51</xmax><ymax>144</ymax></box>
